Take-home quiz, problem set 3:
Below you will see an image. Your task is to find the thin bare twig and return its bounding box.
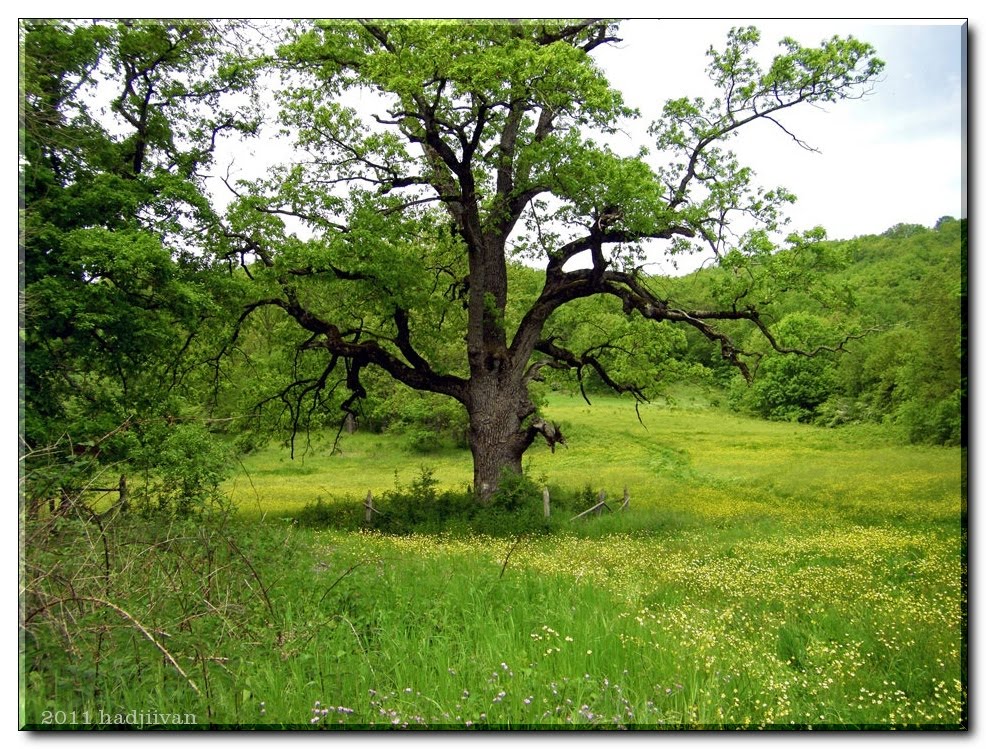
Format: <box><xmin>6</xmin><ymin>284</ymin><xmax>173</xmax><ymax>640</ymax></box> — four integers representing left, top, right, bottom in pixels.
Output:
<box><xmin>37</xmin><ymin>595</ymin><xmax>201</xmax><ymax>696</ymax></box>
<box><xmin>499</xmin><ymin>535</ymin><xmax>525</xmax><ymax>580</ymax></box>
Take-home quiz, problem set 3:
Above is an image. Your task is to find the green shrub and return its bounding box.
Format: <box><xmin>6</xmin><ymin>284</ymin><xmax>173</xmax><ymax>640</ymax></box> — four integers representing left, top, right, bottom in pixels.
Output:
<box><xmin>294</xmin><ymin>467</ymin><xmax>592</xmax><ymax>537</ymax></box>
<box><xmin>131</xmin><ymin>423</ymin><xmax>233</xmax><ymax>516</ymax></box>
<box><xmin>897</xmin><ymin>390</ymin><xmax>962</xmax><ymax>447</ymax></box>
<box><xmin>295</xmin><ymin>496</ymin><xmax>361</xmax><ymax>529</ymax></box>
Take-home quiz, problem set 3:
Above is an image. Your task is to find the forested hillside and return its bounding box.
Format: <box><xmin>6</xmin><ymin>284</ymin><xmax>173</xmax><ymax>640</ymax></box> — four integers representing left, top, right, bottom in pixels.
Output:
<box><xmin>673</xmin><ymin>219</ymin><xmax>964</xmax><ymax>445</ymax></box>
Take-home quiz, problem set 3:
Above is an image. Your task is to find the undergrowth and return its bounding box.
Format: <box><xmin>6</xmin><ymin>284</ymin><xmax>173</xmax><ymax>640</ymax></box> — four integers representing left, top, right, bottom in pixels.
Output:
<box><xmin>294</xmin><ymin>467</ymin><xmax>622</xmax><ymax>537</ymax></box>
<box><xmin>20</xmin><ymin>503</ymin><xmax>316</xmax><ymax>728</ymax></box>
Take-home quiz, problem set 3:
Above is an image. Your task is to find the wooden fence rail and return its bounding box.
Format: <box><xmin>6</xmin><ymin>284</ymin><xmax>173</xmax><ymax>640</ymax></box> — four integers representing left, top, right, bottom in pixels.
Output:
<box><xmin>570</xmin><ymin>490</ymin><xmax>611</xmax><ymax>521</ymax></box>
<box><xmin>50</xmin><ymin>474</ymin><xmax>128</xmax><ymax>515</ymax></box>
<box><xmin>568</xmin><ymin>487</ymin><xmax>630</xmax><ymax>521</ymax></box>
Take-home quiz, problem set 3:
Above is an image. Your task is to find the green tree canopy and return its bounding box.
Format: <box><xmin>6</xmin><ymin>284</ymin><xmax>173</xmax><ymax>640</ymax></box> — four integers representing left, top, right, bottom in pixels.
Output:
<box><xmin>20</xmin><ymin>19</ymin><xmax>257</xmax><ymax>510</ymax></box>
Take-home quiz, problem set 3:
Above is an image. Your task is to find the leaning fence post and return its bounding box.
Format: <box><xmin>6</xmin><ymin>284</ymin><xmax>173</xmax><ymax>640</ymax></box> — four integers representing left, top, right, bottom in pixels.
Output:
<box><xmin>620</xmin><ymin>486</ymin><xmax>630</xmax><ymax>511</ymax></box>
<box><xmin>594</xmin><ymin>489</ymin><xmax>607</xmax><ymax>515</ymax></box>
<box><xmin>571</xmin><ymin>491</ymin><xmax>612</xmax><ymax>521</ymax></box>
<box><xmin>542</xmin><ymin>487</ymin><xmax>551</xmax><ymax>519</ymax></box>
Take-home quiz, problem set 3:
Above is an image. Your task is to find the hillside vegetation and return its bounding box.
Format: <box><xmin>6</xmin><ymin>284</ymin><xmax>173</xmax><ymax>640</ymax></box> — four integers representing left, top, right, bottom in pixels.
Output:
<box><xmin>671</xmin><ymin>218</ymin><xmax>964</xmax><ymax>445</ymax></box>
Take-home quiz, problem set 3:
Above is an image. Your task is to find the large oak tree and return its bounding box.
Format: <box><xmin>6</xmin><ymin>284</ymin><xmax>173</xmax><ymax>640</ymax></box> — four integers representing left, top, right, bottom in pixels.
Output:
<box><xmin>218</xmin><ymin>20</ymin><xmax>883</xmax><ymax>502</ymax></box>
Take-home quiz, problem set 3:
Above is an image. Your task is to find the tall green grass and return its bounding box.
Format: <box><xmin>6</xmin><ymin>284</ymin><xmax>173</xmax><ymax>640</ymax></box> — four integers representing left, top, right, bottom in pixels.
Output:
<box><xmin>21</xmin><ymin>393</ymin><xmax>965</xmax><ymax>729</ymax></box>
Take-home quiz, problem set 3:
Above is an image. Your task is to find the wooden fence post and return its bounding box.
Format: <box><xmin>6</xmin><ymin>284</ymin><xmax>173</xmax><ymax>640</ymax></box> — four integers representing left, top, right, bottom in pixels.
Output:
<box><xmin>594</xmin><ymin>489</ymin><xmax>607</xmax><ymax>515</ymax></box>
<box><xmin>119</xmin><ymin>474</ymin><xmax>128</xmax><ymax>512</ymax></box>
<box><xmin>620</xmin><ymin>486</ymin><xmax>630</xmax><ymax>511</ymax></box>
<box><xmin>542</xmin><ymin>487</ymin><xmax>551</xmax><ymax>519</ymax></box>
<box><xmin>364</xmin><ymin>490</ymin><xmax>374</xmax><ymax>524</ymax></box>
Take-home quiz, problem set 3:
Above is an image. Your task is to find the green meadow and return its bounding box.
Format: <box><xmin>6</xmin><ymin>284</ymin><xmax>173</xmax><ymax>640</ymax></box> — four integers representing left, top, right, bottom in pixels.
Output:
<box><xmin>234</xmin><ymin>393</ymin><xmax>961</xmax><ymax>528</ymax></box>
<box><xmin>22</xmin><ymin>394</ymin><xmax>965</xmax><ymax>729</ymax></box>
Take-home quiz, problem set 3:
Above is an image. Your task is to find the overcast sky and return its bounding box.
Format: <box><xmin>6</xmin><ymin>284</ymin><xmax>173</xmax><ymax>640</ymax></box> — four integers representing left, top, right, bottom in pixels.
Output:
<box><xmin>592</xmin><ymin>19</ymin><xmax>965</xmax><ymax>256</ymax></box>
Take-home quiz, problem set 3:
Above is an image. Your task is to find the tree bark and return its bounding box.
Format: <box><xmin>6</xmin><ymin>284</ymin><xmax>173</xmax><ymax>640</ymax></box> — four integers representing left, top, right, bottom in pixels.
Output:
<box><xmin>467</xmin><ymin>371</ymin><xmax>531</xmax><ymax>504</ymax></box>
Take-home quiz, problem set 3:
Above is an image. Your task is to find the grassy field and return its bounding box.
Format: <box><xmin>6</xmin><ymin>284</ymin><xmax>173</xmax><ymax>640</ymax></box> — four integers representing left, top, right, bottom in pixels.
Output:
<box><xmin>21</xmin><ymin>394</ymin><xmax>966</xmax><ymax>729</ymax></box>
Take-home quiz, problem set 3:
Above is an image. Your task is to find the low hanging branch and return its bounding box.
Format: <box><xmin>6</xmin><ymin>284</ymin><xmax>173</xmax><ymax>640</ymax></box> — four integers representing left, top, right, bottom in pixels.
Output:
<box><xmin>534</xmin><ymin>337</ymin><xmax>648</xmax><ymax>406</ymax></box>
<box><xmin>745</xmin><ymin>312</ymin><xmax>875</xmax><ymax>357</ymax></box>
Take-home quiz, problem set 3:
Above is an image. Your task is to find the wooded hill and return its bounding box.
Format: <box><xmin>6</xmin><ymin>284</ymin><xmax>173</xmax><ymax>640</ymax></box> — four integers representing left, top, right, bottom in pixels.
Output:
<box><xmin>679</xmin><ymin>218</ymin><xmax>964</xmax><ymax>445</ymax></box>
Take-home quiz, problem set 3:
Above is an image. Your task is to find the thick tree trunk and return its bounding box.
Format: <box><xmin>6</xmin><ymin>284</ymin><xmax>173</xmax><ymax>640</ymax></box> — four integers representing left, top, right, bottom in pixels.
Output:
<box><xmin>467</xmin><ymin>374</ymin><xmax>530</xmax><ymax>504</ymax></box>
<box><xmin>470</xmin><ymin>430</ymin><xmax>524</xmax><ymax>505</ymax></box>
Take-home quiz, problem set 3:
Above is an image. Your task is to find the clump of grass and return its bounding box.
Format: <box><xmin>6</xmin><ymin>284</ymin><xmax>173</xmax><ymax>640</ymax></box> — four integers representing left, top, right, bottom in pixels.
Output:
<box><xmin>294</xmin><ymin>496</ymin><xmax>362</xmax><ymax>528</ymax></box>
